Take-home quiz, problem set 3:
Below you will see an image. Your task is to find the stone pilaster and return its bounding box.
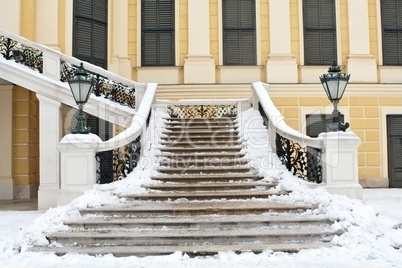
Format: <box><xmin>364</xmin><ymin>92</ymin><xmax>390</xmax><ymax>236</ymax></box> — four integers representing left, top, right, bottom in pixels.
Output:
<box><xmin>37</xmin><ymin>94</ymin><xmax>62</xmax><ymax>209</ymax></box>
<box><xmin>184</xmin><ymin>0</ymin><xmax>215</xmax><ymax>84</ymax></box>
<box><xmin>266</xmin><ymin>0</ymin><xmax>297</xmax><ymax>83</ymax></box>
<box><xmin>109</xmin><ymin>0</ymin><xmax>132</xmax><ymax>79</ymax></box>
<box><xmin>0</xmin><ymin>85</ymin><xmax>15</xmax><ymax>200</ymax></box>
<box><xmin>346</xmin><ymin>0</ymin><xmax>377</xmax><ymax>83</ymax></box>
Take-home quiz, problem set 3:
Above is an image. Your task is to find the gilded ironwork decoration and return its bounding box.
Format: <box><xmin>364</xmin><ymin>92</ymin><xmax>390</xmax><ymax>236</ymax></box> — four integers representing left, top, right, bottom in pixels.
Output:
<box><xmin>96</xmin><ymin>136</ymin><xmax>142</xmax><ymax>184</ymax></box>
<box><xmin>0</xmin><ymin>35</ymin><xmax>43</xmax><ymax>73</ymax></box>
<box><xmin>60</xmin><ymin>61</ymin><xmax>136</xmax><ymax>108</ymax></box>
<box><xmin>275</xmin><ymin>133</ymin><xmax>322</xmax><ymax>183</ymax></box>
<box><xmin>167</xmin><ymin>105</ymin><xmax>237</xmax><ymax>118</ymax></box>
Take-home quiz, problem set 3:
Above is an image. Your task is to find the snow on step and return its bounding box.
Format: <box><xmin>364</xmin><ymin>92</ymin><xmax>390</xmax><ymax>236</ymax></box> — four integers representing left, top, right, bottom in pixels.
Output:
<box><xmin>31</xmin><ymin>243</ymin><xmax>334</xmax><ymax>257</ymax></box>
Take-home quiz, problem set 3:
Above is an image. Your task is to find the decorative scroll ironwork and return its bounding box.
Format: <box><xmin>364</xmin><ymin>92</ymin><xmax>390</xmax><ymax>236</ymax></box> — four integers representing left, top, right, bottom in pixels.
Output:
<box><xmin>167</xmin><ymin>105</ymin><xmax>237</xmax><ymax>118</ymax></box>
<box><xmin>275</xmin><ymin>133</ymin><xmax>322</xmax><ymax>183</ymax></box>
<box><xmin>60</xmin><ymin>61</ymin><xmax>136</xmax><ymax>108</ymax></box>
<box><xmin>96</xmin><ymin>136</ymin><xmax>142</xmax><ymax>184</ymax></box>
<box><xmin>0</xmin><ymin>35</ymin><xmax>43</xmax><ymax>73</ymax></box>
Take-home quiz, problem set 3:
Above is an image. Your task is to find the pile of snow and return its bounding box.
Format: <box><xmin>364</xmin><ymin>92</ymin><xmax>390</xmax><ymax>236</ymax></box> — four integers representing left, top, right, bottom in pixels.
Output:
<box><xmin>1</xmin><ymin>108</ymin><xmax>402</xmax><ymax>267</ymax></box>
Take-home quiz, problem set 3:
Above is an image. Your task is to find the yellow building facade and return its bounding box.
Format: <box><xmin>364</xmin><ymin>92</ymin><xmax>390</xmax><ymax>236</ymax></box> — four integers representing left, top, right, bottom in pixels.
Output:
<box><xmin>1</xmin><ymin>0</ymin><xmax>401</xmax><ymax>202</ymax></box>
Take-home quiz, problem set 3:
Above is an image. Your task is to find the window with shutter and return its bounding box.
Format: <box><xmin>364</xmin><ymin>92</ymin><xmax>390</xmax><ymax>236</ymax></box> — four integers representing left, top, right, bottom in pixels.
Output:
<box><xmin>141</xmin><ymin>0</ymin><xmax>175</xmax><ymax>66</ymax></box>
<box><xmin>303</xmin><ymin>0</ymin><xmax>337</xmax><ymax>65</ymax></box>
<box><xmin>381</xmin><ymin>0</ymin><xmax>402</xmax><ymax>65</ymax></box>
<box><xmin>223</xmin><ymin>0</ymin><xmax>256</xmax><ymax>65</ymax></box>
<box><xmin>73</xmin><ymin>0</ymin><xmax>108</xmax><ymax>68</ymax></box>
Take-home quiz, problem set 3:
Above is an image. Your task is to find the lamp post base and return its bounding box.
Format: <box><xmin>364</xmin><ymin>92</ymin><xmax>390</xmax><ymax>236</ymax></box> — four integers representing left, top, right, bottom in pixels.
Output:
<box><xmin>69</xmin><ymin>109</ymin><xmax>91</xmax><ymax>134</ymax></box>
<box><xmin>328</xmin><ymin>109</ymin><xmax>349</xmax><ymax>132</ymax></box>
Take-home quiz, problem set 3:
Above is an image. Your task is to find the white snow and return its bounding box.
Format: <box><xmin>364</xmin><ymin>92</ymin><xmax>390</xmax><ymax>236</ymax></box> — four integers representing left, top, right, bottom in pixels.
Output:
<box><xmin>1</xmin><ymin>108</ymin><xmax>402</xmax><ymax>267</ymax></box>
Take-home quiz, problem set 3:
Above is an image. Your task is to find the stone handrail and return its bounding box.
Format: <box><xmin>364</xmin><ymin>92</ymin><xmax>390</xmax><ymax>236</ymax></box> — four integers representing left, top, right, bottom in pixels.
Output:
<box><xmin>251</xmin><ymin>82</ymin><xmax>322</xmax><ymax>149</ymax></box>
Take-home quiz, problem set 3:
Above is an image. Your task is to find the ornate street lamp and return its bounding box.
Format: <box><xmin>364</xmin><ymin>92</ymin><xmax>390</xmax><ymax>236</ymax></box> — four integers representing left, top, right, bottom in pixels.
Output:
<box><xmin>319</xmin><ymin>63</ymin><xmax>351</xmax><ymax>132</ymax></box>
<box><xmin>67</xmin><ymin>62</ymin><xmax>94</xmax><ymax>134</ymax></box>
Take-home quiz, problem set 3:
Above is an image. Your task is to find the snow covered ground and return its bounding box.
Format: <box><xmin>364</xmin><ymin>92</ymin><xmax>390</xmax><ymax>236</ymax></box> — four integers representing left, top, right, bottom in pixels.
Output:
<box><xmin>1</xmin><ymin>108</ymin><xmax>402</xmax><ymax>267</ymax></box>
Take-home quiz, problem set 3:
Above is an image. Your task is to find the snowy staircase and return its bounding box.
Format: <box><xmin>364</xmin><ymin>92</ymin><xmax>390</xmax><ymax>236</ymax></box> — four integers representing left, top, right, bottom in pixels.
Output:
<box><xmin>31</xmin><ymin>112</ymin><xmax>342</xmax><ymax>257</ymax></box>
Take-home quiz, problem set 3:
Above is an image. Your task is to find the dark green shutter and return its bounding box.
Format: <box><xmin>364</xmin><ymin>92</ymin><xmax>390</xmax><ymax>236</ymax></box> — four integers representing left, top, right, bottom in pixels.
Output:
<box><xmin>223</xmin><ymin>0</ymin><xmax>256</xmax><ymax>65</ymax></box>
<box><xmin>387</xmin><ymin>115</ymin><xmax>402</xmax><ymax>187</ymax></box>
<box><xmin>382</xmin><ymin>0</ymin><xmax>402</xmax><ymax>65</ymax></box>
<box><xmin>303</xmin><ymin>0</ymin><xmax>336</xmax><ymax>65</ymax></box>
<box><xmin>141</xmin><ymin>0</ymin><xmax>175</xmax><ymax>66</ymax></box>
<box><xmin>306</xmin><ymin>114</ymin><xmax>328</xmax><ymax>138</ymax></box>
<box><xmin>74</xmin><ymin>0</ymin><xmax>108</xmax><ymax>68</ymax></box>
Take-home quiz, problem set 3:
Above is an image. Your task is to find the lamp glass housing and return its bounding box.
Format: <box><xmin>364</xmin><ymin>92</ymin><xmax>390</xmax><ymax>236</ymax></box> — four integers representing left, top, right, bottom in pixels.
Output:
<box><xmin>68</xmin><ymin>65</ymin><xmax>94</xmax><ymax>105</ymax></box>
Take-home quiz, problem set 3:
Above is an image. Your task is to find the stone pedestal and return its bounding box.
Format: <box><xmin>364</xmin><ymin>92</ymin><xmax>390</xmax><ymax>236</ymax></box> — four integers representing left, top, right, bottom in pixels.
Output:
<box><xmin>320</xmin><ymin>132</ymin><xmax>363</xmax><ymax>199</ymax></box>
<box><xmin>58</xmin><ymin>134</ymin><xmax>101</xmax><ymax>206</ymax></box>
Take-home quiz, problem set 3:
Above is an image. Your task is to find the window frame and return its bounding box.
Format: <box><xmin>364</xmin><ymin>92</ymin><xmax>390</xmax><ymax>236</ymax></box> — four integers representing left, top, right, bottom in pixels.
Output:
<box><xmin>381</xmin><ymin>0</ymin><xmax>402</xmax><ymax>65</ymax></box>
<box><xmin>140</xmin><ymin>0</ymin><xmax>175</xmax><ymax>67</ymax></box>
<box><xmin>302</xmin><ymin>0</ymin><xmax>338</xmax><ymax>66</ymax></box>
<box><xmin>222</xmin><ymin>0</ymin><xmax>257</xmax><ymax>66</ymax></box>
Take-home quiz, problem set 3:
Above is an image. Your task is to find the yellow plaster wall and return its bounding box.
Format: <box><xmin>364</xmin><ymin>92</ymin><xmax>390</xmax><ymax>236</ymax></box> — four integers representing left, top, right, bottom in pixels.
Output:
<box><xmin>339</xmin><ymin>0</ymin><xmax>349</xmax><ymax>65</ymax></box>
<box><xmin>20</xmin><ymin>0</ymin><xmax>36</xmax><ymax>40</ymax></box>
<box><xmin>128</xmin><ymin>0</ymin><xmax>138</xmax><ymax>80</ymax></box>
<box><xmin>178</xmin><ymin>0</ymin><xmax>188</xmax><ymax>83</ymax></box>
<box><xmin>210</xmin><ymin>0</ymin><xmax>219</xmax><ymax>81</ymax></box>
<box><xmin>58</xmin><ymin>0</ymin><xmax>66</xmax><ymax>54</ymax></box>
<box><xmin>260</xmin><ymin>0</ymin><xmax>269</xmax><ymax>65</ymax></box>
<box><xmin>368</xmin><ymin>0</ymin><xmax>378</xmax><ymax>63</ymax></box>
<box><xmin>290</xmin><ymin>0</ymin><xmax>300</xmax><ymax>65</ymax></box>
<box><xmin>13</xmin><ymin>87</ymin><xmax>39</xmax><ymax>187</ymax></box>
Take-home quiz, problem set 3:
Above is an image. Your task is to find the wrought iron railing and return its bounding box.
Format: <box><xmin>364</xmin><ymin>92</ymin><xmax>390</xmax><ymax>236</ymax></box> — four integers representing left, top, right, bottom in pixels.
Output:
<box><xmin>254</xmin><ymin>84</ymin><xmax>323</xmax><ymax>184</ymax></box>
<box><xmin>167</xmin><ymin>104</ymin><xmax>237</xmax><ymax>118</ymax></box>
<box><xmin>60</xmin><ymin>61</ymin><xmax>136</xmax><ymax>108</ymax></box>
<box><xmin>0</xmin><ymin>35</ymin><xmax>43</xmax><ymax>73</ymax></box>
<box><xmin>96</xmin><ymin>136</ymin><xmax>141</xmax><ymax>183</ymax></box>
<box><xmin>274</xmin><ymin>133</ymin><xmax>322</xmax><ymax>183</ymax></box>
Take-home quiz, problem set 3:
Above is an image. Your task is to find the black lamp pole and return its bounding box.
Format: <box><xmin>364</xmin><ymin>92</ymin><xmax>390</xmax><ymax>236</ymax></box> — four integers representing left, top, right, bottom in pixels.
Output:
<box><xmin>319</xmin><ymin>63</ymin><xmax>351</xmax><ymax>132</ymax></box>
<box><xmin>67</xmin><ymin>63</ymin><xmax>94</xmax><ymax>134</ymax></box>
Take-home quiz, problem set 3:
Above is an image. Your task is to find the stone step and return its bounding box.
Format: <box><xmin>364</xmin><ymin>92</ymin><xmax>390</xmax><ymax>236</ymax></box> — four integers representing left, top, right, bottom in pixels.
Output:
<box><xmin>164</xmin><ymin>121</ymin><xmax>237</xmax><ymax>128</ymax></box>
<box><xmin>63</xmin><ymin>214</ymin><xmax>331</xmax><ymax>230</ymax></box>
<box><xmin>44</xmin><ymin>227</ymin><xmax>340</xmax><ymax>247</ymax></box>
<box><xmin>159</xmin><ymin>146</ymin><xmax>243</xmax><ymax>154</ymax></box>
<box><xmin>150</xmin><ymin>173</ymin><xmax>261</xmax><ymax>183</ymax></box>
<box><xmin>164</xmin><ymin>126</ymin><xmax>238</xmax><ymax>131</ymax></box>
<box><xmin>159</xmin><ymin>158</ymin><xmax>249</xmax><ymax>167</ymax></box>
<box><xmin>119</xmin><ymin>190</ymin><xmax>286</xmax><ymax>201</ymax></box>
<box><xmin>162</xmin><ymin>130</ymin><xmax>239</xmax><ymax>135</ymax></box>
<box><xmin>161</xmin><ymin>135</ymin><xmax>240</xmax><ymax>142</ymax></box>
<box><xmin>160</xmin><ymin>141</ymin><xmax>243</xmax><ymax>147</ymax></box>
<box><xmin>80</xmin><ymin>201</ymin><xmax>315</xmax><ymax>217</ymax></box>
<box><xmin>31</xmin><ymin>242</ymin><xmax>332</xmax><ymax>257</ymax></box>
<box><xmin>142</xmin><ymin>182</ymin><xmax>275</xmax><ymax>191</ymax></box>
<box><xmin>156</xmin><ymin>166</ymin><xmax>251</xmax><ymax>174</ymax></box>
<box><xmin>164</xmin><ymin>117</ymin><xmax>237</xmax><ymax>122</ymax></box>
<box><xmin>158</xmin><ymin>152</ymin><xmax>246</xmax><ymax>160</ymax></box>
